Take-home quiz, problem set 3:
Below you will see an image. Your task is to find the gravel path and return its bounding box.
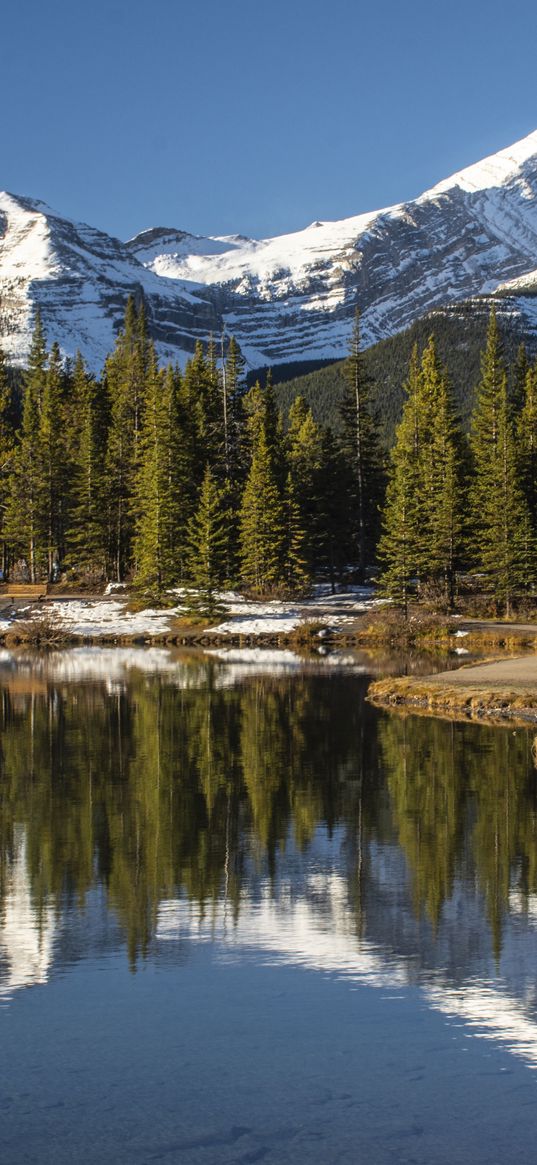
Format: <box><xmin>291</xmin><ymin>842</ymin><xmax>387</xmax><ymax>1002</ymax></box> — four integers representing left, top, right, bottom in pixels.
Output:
<box><xmin>431</xmin><ymin>654</ymin><xmax>537</xmax><ymax>688</ymax></box>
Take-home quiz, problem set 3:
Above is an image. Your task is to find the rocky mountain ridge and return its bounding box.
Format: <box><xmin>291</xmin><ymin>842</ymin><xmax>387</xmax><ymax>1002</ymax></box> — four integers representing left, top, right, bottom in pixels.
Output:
<box><xmin>4</xmin><ymin>130</ymin><xmax>537</xmax><ymax>370</ymax></box>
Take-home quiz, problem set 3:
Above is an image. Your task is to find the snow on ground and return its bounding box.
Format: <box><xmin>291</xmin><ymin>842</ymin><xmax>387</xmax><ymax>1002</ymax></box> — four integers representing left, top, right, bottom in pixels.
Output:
<box><xmin>0</xmin><ymin>585</ymin><xmax>380</xmax><ymax>641</ymax></box>
<box><xmin>208</xmin><ymin>603</ymin><xmax>303</xmax><ymax>636</ymax></box>
<box><xmin>7</xmin><ymin>598</ymin><xmax>180</xmax><ymax>638</ymax></box>
<box><xmin>207</xmin><ymin>585</ymin><xmax>378</xmax><ymax>635</ymax></box>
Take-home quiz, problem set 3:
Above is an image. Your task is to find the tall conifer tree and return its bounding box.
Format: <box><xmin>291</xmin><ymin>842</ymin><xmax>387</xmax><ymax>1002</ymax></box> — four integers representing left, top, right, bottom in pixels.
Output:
<box><xmin>5</xmin><ymin>312</ymin><xmax>48</xmax><ymax>580</ymax></box>
<box><xmin>68</xmin><ymin>353</ymin><xmax>108</xmax><ymax>577</ymax></box>
<box><xmin>104</xmin><ymin>298</ymin><xmax>150</xmax><ymax>579</ymax></box>
<box><xmin>40</xmin><ymin>341</ymin><xmax>67</xmax><ymax>579</ymax></box>
<box><xmin>517</xmin><ymin>363</ymin><xmax>537</xmax><ymax>535</ymax></box>
<box><xmin>0</xmin><ymin>348</ymin><xmax>15</xmax><ymax>576</ymax></box>
<box><xmin>469</xmin><ymin>310</ymin><xmax>536</xmax><ymax>613</ymax></box>
<box><xmin>286</xmin><ymin>397</ymin><xmax>323</xmax><ymax>571</ymax></box>
<box><xmin>378</xmin><ymin>339</ymin><xmax>464</xmax><ymax>610</ymax></box>
<box><xmin>415</xmin><ymin>338</ymin><xmax>464</xmax><ymax>605</ymax></box>
<box><xmin>339</xmin><ymin>309</ymin><xmax>382</xmax><ymax>581</ymax></box>
<box><xmin>185</xmin><ymin>466</ymin><xmax>230</xmax><ymax>616</ymax></box>
<box><xmin>221</xmin><ymin>334</ymin><xmax>245</xmax><ymax>486</ymax></box>
<box><xmin>282</xmin><ymin>472</ymin><xmax>310</xmax><ymax>593</ymax></box>
<box><xmin>239</xmin><ymin>428</ymin><xmax>285</xmax><ymax>595</ymax></box>
<box><xmin>133</xmin><ymin>353</ymin><xmax>178</xmax><ymax>598</ymax></box>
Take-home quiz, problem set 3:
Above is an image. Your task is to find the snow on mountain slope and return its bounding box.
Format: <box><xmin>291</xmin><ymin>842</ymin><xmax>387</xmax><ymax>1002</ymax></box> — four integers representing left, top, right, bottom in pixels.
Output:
<box><xmin>0</xmin><ymin>193</ymin><xmax>218</xmax><ymax>370</ymax></box>
<box><xmin>128</xmin><ymin>226</ymin><xmax>253</xmax><ymax>270</ymax></box>
<box><xmin>427</xmin><ymin>130</ymin><xmax>537</xmax><ymax>195</ymax></box>
<box><xmin>127</xmin><ymin>129</ymin><xmax>537</xmax><ymax>365</ymax></box>
<box><xmin>497</xmin><ymin>267</ymin><xmax>537</xmax><ymax>294</ymax></box>
<box><xmin>129</xmin><ymin>210</ymin><xmax>382</xmax><ymax>286</ymax></box>
<box><xmin>5</xmin><ymin>129</ymin><xmax>537</xmax><ymax>371</ymax></box>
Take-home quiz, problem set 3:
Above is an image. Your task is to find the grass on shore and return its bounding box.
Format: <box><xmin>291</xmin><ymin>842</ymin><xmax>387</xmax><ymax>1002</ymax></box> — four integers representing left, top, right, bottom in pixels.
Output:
<box><xmin>358</xmin><ymin>610</ymin><xmax>453</xmax><ymax>648</ymax></box>
<box><xmin>368</xmin><ymin>674</ymin><xmax>537</xmax><ymax>724</ymax></box>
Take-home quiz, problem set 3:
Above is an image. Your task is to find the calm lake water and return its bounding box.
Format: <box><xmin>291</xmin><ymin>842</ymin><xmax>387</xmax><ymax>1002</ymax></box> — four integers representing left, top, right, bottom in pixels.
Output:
<box><xmin>2</xmin><ymin>647</ymin><xmax>537</xmax><ymax>1164</ymax></box>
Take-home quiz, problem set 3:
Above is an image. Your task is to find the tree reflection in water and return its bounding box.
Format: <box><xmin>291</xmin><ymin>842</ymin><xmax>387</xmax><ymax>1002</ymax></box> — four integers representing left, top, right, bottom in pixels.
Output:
<box><xmin>1</xmin><ymin>655</ymin><xmax>537</xmax><ymax>968</ymax></box>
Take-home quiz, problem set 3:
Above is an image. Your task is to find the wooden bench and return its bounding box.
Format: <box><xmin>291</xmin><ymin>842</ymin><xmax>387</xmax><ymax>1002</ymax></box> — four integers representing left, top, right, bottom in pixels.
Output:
<box><xmin>0</xmin><ymin>583</ymin><xmax>48</xmax><ymax>600</ymax></box>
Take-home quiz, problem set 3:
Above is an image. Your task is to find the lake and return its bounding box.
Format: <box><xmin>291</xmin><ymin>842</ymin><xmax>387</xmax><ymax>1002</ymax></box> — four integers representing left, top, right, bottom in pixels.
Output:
<box><xmin>1</xmin><ymin>647</ymin><xmax>537</xmax><ymax>1164</ymax></box>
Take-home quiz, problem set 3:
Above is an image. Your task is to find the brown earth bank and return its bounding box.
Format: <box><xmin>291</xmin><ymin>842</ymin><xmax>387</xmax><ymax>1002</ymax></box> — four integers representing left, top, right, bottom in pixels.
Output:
<box><xmin>368</xmin><ymin>654</ymin><xmax>537</xmax><ymax>725</ymax></box>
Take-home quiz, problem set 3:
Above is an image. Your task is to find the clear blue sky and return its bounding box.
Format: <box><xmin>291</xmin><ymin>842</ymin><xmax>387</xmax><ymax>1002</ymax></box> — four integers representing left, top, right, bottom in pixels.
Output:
<box><xmin>3</xmin><ymin>0</ymin><xmax>537</xmax><ymax>241</ymax></box>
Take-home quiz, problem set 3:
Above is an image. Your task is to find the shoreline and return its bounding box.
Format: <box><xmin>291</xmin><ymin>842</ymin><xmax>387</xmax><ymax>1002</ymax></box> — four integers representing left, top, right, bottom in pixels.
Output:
<box><xmin>2</xmin><ymin>595</ymin><xmax>537</xmax><ymax>692</ymax></box>
<box><xmin>368</xmin><ymin>654</ymin><xmax>537</xmax><ymax>725</ymax></box>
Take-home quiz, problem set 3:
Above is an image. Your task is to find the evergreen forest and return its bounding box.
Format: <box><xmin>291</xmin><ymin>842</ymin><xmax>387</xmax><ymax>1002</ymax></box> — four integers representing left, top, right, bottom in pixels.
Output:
<box><xmin>1</xmin><ymin>298</ymin><xmax>537</xmax><ymax>616</ymax></box>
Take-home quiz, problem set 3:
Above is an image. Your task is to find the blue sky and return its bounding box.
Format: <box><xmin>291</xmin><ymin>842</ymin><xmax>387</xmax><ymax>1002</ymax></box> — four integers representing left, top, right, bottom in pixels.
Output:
<box><xmin>3</xmin><ymin>0</ymin><xmax>537</xmax><ymax>241</ymax></box>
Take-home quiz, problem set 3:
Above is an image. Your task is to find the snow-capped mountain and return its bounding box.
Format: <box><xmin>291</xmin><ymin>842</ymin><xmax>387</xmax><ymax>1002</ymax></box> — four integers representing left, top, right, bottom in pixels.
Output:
<box><xmin>4</xmin><ymin>129</ymin><xmax>537</xmax><ymax>371</ymax></box>
<box><xmin>0</xmin><ymin>193</ymin><xmax>219</xmax><ymax>370</ymax></box>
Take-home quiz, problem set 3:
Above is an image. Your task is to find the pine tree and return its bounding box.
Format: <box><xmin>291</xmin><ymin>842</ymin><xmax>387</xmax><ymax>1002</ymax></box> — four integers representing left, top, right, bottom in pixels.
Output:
<box><xmin>517</xmin><ymin>363</ymin><xmax>537</xmax><ymax>535</ymax></box>
<box><xmin>162</xmin><ymin>364</ymin><xmax>196</xmax><ymax>582</ymax></box>
<box><xmin>25</xmin><ymin>309</ymin><xmax>48</xmax><ymax>410</ymax></box>
<box><xmin>239</xmin><ymin>428</ymin><xmax>285</xmax><ymax>595</ymax></box>
<box><xmin>286</xmin><ymin>397</ymin><xmax>323</xmax><ymax>571</ymax></box>
<box><xmin>469</xmin><ymin>311</ymin><xmax>536</xmax><ymax>613</ymax></box>
<box><xmin>377</xmin><ymin>346</ymin><xmax>422</xmax><ymax>611</ymax></box>
<box><xmin>378</xmin><ymin>338</ymin><xmax>464</xmax><ymax>611</ymax></box>
<box><xmin>339</xmin><ymin>308</ymin><xmax>382</xmax><ymax>581</ymax></box>
<box><xmin>282</xmin><ymin>472</ymin><xmax>310</xmax><ymax>593</ymax></box>
<box><xmin>40</xmin><ymin>341</ymin><xmax>67</xmax><ymax>580</ymax></box>
<box><xmin>68</xmin><ymin>353</ymin><xmax>108</xmax><ymax>578</ymax></box>
<box><xmin>472</xmin><ymin>379</ymin><xmax>535</xmax><ymax>613</ymax></box>
<box><xmin>415</xmin><ymin>338</ymin><xmax>464</xmax><ymax>605</ymax></box>
<box><xmin>315</xmin><ymin>428</ymin><xmax>354</xmax><ymax>590</ymax></box>
<box><xmin>184</xmin><ymin>466</ymin><xmax>230</xmax><ymax>617</ymax></box>
<box><xmin>220</xmin><ymin>334</ymin><xmax>245</xmax><ymax>485</ymax></box>
<box><xmin>104</xmin><ymin>299</ymin><xmax>150</xmax><ymax>579</ymax></box>
<box><xmin>241</xmin><ymin>373</ymin><xmax>284</xmax><ymax>483</ymax></box>
<box><xmin>0</xmin><ymin>347</ymin><xmax>15</xmax><ymax>576</ymax></box>
<box><xmin>377</xmin><ymin>449</ymin><xmax>420</xmax><ymax>616</ymax></box>
<box><xmin>183</xmin><ymin>339</ymin><xmax>222</xmax><ymax>481</ymax></box>
<box><xmin>5</xmin><ymin>313</ymin><xmax>49</xmax><ymax>580</ymax></box>
<box><xmin>133</xmin><ymin>354</ymin><xmax>178</xmax><ymax>599</ymax></box>
<box><xmin>511</xmin><ymin>341</ymin><xmax>529</xmax><ymax>413</ymax></box>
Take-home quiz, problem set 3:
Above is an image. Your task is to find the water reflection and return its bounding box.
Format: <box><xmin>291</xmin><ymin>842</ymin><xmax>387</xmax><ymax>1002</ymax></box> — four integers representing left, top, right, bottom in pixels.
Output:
<box><xmin>2</xmin><ymin>648</ymin><xmax>537</xmax><ymax>1073</ymax></box>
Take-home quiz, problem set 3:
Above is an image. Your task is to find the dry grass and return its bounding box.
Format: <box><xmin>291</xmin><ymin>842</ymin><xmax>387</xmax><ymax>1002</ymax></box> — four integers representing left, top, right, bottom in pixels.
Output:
<box><xmin>125</xmin><ymin>593</ymin><xmax>178</xmax><ymax>614</ymax></box>
<box><xmin>283</xmin><ymin>620</ymin><xmax>327</xmax><ymax>647</ymax></box>
<box><xmin>4</xmin><ymin>613</ymin><xmax>74</xmax><ymax>648</ymax></box>
<box><xmin>367</xmin><ymin>674</ymin><xmax>537</xmax><ymax>725</ymax></box>
<box><xmin>359</xmin><ymin>609</ymin><xmax>452</xmax><ymax>648</ymax></box>
<box><xmin>458</xmin><ymin>632</ymin><xmax>537</xmax><ymax>652</ymax></box>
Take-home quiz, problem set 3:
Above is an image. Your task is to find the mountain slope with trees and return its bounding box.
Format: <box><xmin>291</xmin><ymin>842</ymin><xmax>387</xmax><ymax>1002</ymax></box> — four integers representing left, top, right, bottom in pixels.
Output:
<box><xmin>274</xmin><ymin>300</ymin><xmax>537</xmax><ymax>445</ymax></box>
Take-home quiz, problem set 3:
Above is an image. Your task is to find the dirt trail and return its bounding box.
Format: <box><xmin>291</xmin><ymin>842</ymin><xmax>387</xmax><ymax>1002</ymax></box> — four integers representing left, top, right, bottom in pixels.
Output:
<box><xmin>457</xmin><ymin>618</ymin><xmax>537</xmax><ymax>637</ymax></box>
<box><xmin>430</xmin><ymin>654</ymin><xmax>537</xmax><ymax>688</ymax></box>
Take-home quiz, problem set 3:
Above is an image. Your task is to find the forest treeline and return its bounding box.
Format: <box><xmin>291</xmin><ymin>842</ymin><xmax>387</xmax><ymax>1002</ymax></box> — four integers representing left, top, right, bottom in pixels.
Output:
<box><xmin>274</xmin><ymin>301</ymin><xmax>530</xmax><ymax>441</ymax></box>
<box><xmin>379</xmin><ymin>310</ymin><xmax>537</xmax><ymax>615</ymax></box>
<box><xmin>0</xmin><ymin>299</ymin><xmax>375</xmax><ymax>607</ymax></box>
<box><xmin>1</xmin><ymin>299</ymin><xmax>537</xmax><ymax>613</ymax></box>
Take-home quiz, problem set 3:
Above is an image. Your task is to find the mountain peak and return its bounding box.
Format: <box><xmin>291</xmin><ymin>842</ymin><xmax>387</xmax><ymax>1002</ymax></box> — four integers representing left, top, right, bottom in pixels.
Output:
<box><xmin>4</xmin><ymin>130</ymin><xmax>537</xmax><ymax>371</ymax></box>
<box><xmin>425</xmin><ymin>128</ymin><xmax>537</xmax><ymax>199</ymax></box>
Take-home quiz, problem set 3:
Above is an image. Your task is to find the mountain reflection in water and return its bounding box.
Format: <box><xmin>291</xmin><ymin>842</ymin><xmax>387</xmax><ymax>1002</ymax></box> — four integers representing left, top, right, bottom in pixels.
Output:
<box><xmin>2</xmin><ymin>647</ymin><xmax>537</xmax><ymax>1076</ymax></box>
